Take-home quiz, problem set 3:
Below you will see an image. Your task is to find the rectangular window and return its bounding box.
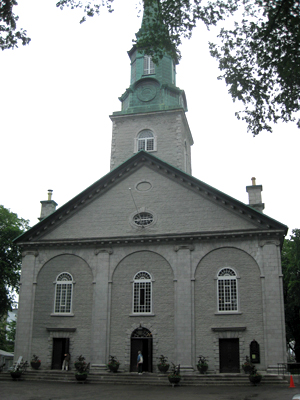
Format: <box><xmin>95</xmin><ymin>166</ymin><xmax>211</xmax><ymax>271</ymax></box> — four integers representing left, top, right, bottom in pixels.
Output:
<box><xmin>143</xmin><ymin>56</ymin><xmax>155</xmax><ymax>75</ymax></box>
<box><xmin>134</xmin><ymin>281</ymin><xmax>151</xmax><ymax>313</ymax></box>
<box><xmin>55</xmin><ymin>283</ymin><xmax>72</xmax><ymax>313</ymax></box>
<box><xmin>138</xmin><ymin>139</ymin><xmax>146</xmax><ymax>151</ymax></box>
<box><xmin>218</xmin><ymin>279</ymin><xmax>237</xmax><ymax>311</ymax></box>
<box><xmin>146</xmin><ymin>138</ymin><xmax>154</xmax><ymax>151</ymax></box>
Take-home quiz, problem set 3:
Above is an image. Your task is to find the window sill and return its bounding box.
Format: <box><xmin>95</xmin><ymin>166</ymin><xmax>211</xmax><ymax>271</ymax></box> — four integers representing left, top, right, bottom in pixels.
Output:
<box><xmin>130</xmin><ymin>313</ymin><xmax>155</xmax><ymax>317</ymax></box>
<box><xmin>214</xmin><ymin>312</ymin><xmax>242</xmax><ymax>315</ymax></box>
<box><xmin>51</xmin><ymin>313</ymin><xmax>74</xmax><ymax>317</ymax></box>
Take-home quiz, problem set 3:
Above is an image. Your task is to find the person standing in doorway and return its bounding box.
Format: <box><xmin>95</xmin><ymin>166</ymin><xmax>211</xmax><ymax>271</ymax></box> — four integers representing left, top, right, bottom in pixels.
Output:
<box><xmin>137</xmin><ymin>350</ymin><xmax>143</xmax><ymax>374</ymax></box>
<box><xmin>62</xmin><ymin>353</ymin><xmax>70</xmax><ymax>371</ymax></box>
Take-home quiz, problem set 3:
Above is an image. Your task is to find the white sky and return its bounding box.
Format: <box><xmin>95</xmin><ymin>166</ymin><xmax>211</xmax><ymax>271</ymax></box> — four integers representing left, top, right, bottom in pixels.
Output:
<box><xmin>1</xmin><ymin>0</ymin><xmax>299</xmax><ymax>236</ymax></box>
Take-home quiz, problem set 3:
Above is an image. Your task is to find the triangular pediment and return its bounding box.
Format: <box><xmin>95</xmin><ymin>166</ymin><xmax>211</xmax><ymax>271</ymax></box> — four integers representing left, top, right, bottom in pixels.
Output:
<box><xmin>16</xmin><ymin>152</ymin><xmax>287</xmax><ymax>247</ymax></box>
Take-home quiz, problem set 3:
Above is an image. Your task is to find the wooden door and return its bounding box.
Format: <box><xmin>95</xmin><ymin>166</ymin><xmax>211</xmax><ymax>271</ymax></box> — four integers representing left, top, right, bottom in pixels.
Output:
<box><xmin>219</xmin><ymin>338</ymin><xmax>240</xmax><ymax>373</ymax></box>
<box><xmin>130</xmin><ymin>337</ymin><xmax>153</xmax><ymax>372</ymax></box>
<box><xmin>52</xmin><ymin>338</ymin><xmax>69</xmax><ymax>369</ymax></box>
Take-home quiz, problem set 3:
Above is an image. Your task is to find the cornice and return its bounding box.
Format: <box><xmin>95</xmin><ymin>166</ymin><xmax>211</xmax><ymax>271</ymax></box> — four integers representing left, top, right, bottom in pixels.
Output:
<box><xmin>17</xmin><ymin>228</ymin><xmax>285</xmax><ymax>250</ymax></box>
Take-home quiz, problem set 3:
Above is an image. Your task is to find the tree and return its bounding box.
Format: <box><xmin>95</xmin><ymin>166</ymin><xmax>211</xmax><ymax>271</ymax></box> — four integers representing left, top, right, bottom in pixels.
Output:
<box><xmin>2</xmin><ymin>0</ymin><xmax>300</xmax><ymax>135</ymax></box>
<box><xmin>282</xmin><ymin>229</ymin><xmax>300</xmax><ymax>362</ymax></box>
<box><xmin>0</xmin><ymin>317</ymin><xmax>16</xmax><ymax>352</ymax></box>
<box><xmin>209</xmin><ymin>0</ymin><xmax>300</xmax><ymax>136</ymax></box>
<box><xmin>0</xmin><ymin>0</ymin><xmax>30</xmax><ymax>50</ymax></box>
<box><xmin>0</xmin><ymin>205</ymin><xmax>29</xmax><ymax>318</ymax></box>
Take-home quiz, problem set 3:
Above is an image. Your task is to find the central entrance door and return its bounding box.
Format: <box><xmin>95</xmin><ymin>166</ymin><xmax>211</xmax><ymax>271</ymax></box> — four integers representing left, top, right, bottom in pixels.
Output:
<box><xmin>219</xmin><ymin>338</ymin><xmax>240</xmax><ymax>373</ymax></box>
<box><xmin>52</xmin><ymin>338</ymin><xmax>69</xmax><ymax>370</ymax></box>
<box><xmin>130</xmin><ymin>327</ymin><xmax>153</xmax><ymax>372</ymax></box>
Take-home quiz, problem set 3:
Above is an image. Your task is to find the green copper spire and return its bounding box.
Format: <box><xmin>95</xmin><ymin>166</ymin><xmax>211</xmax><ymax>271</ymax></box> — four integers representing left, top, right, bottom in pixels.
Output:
<box><xmin>113</xmin><ymin>0</ymin><xmax>187</xmax><ymax>116</ymax></box>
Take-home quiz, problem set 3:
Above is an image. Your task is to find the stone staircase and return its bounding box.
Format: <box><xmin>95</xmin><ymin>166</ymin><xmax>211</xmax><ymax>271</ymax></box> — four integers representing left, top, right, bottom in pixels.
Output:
<box><xmin>0</xmin><ymin>370</ymin><xmax>289</xmax><ymax>386</ymax></box>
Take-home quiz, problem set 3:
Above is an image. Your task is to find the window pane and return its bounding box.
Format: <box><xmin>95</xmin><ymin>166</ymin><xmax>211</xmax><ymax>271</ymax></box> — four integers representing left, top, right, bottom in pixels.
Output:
<box><xmin>138</xmin><ymin>139</ymin><xmax>145</xmax><ymax>151</ymax></box>
<box><xmin>146</xmin><ymin>138</ymin><xmax>154</xmax><ymax>151</ymax></box>
<box><xmin>143</xmin><ymin>56</ymin><xmax>155</xmax><ymax>75</ymax></box>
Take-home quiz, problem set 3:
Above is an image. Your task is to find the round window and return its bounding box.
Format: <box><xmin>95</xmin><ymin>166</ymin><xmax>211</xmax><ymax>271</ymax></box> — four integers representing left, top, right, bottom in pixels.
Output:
<box><xmin>133</xmin><ymin>212</ymin><xmax>154</xmax><ymax>226</ymax></box>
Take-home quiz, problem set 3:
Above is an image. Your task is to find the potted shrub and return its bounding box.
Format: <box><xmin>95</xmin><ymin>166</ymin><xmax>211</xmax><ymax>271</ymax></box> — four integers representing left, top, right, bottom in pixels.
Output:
<box><xmin>168</xmin><ymin>363</ymin><xmax>181</xmax><ymax>386</ymax></box>
<box><xmin>10</xmin><ymin>360</ymin><xmax>28</xmax><ymax>380</ymax></box>
<box><xmin>30</xmin><ymin>354</ymin><xmax>41</xmax><ymax>370</ymax></box>
<box><xmin>197</xmin><ymin>355</ymin><xmax>208</xmax><ymax>374</ymax></box>
<box><xmin>107</xmin><ymin>355</ymin><xmax>120</xmax><ymax>373</ymax></box>
<box><xmin>249</xmin><ymin>365</ymin><xmax>262</xmax><ymax>385</ymax></box>
<box><xmin>74</xmin><ymin>355</ymin><xmax>90</xmax><ymax>382</ymax></box>
<box><xmin>242</xmin><ymin>356</ymin><xmax>252</xmax><ymax>374</ymax></box>
<box><xmin>157</xmin><ymin>355</ymin><xmax>169</xmax><ymax>373</ymax></box>
<box><xmin>10</xmin><ymin>365</ymin><xmax>23</xmax><ymax>380</ymax></box>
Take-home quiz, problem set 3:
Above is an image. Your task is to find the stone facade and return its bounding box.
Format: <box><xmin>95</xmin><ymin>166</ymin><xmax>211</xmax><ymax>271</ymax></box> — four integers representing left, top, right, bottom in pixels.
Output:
<box><xmin>14</xmin><ymin>154</ymin><xmax>287</xmax><ymax>372</ymax></box>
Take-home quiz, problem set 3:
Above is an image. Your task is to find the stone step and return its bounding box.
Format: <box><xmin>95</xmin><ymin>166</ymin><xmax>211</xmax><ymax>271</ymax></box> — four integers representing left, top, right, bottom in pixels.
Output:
<box><xmin>0</xmin><ymin>370</ymin><xmax>289</xmax><ymax>386</ymax></box>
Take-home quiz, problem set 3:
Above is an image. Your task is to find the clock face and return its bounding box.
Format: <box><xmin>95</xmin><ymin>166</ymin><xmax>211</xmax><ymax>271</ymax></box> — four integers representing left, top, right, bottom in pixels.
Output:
<box><xmin>137</xmin><ymin>81</ymin><xmax>157</xmax><ymax>102</ymax></box>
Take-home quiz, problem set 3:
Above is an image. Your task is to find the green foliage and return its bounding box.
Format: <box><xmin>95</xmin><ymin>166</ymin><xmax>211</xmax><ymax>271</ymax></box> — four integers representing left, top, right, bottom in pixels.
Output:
<box><xmin>6</xmin><ymin>318</ymin><xmax>16</xmax><ymax>344</ymax></box>
<box><xmin>74</xmin><ymin>354</ymin><xmax>90</xmax><ymax>373</ymax></box>
<box><xmin>0</xmin><ymin>0</ymin><xmax>31</xmax><ymax>50</ymax></box>
<box><xmin>0</xmin><ymin>318</ymin><xmax>16</xmax><ymax>352</ymax></box>
<box><xmin>0</xmin><ymin>205</ymin><xmax>29</xmax><ymax>318</ymax></box>
<box><xmin>157</xmin><ymin>354</ymin><xmax>169</xmax><ymax>365</ymax></box>
<box><xmin>282</xmin><ymin>229</ymin><xmax>300</xmax><ymax>362</ymax></box>
<box><xmin>209</xmin><ymin>0</ymin><xmax>300</xmax><ymax>135</ymax></box>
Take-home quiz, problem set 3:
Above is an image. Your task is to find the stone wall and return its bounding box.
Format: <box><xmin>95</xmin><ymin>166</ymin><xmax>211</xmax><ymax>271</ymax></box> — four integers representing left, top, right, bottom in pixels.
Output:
<box><xmin>110</xmin><ymin>250</ymin><xmax>175</xmax><ymax>371</ymax></box>
<box><xmin>31</xmin><ymin>254</ymin><xmax>93</xmax><ymax>368</ymax></box>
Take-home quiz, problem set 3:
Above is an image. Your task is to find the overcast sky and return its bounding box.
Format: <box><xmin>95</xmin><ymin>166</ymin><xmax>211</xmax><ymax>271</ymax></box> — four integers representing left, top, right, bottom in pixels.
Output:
<box><xmin>1</xmin><ymin>0</ymin><xmax>299</xmax><ymax>236</ymax></box>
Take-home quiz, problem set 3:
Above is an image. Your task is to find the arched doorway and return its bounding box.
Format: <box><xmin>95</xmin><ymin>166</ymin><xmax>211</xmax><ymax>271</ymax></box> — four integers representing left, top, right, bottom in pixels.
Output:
<box><xmin>130</xmin><ymin>326</ymin><xmax>153</xmax><ymax>372</ymax></box>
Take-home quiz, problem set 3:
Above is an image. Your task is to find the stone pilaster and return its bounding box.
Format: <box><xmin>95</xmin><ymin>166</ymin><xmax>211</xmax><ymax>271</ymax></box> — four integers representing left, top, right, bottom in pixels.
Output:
<box><xmin>259</xmin><ymin>240</ymin><xmax>287</xmax><ymax>369</ymax></box>
<box><xmin>173</xmin><ymin>244</ymin><xmax>194</xmax><ymax>371</ymax></box>
<box><xmin>91</xmin><ymin>248</ymin><xmax>112</xmax><ymax>369</ymax></box>
<box><xmin>14</xmin><ymin>251</ymin><xmax>38</xmax><ymax>362</ymax></box>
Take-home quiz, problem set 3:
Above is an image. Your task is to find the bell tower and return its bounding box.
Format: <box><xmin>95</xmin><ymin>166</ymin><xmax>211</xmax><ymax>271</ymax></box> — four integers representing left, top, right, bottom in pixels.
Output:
<box><xmin>110</xmin><ymin>0</ymin><xmax>194</xmax><ymax>173</ymax></box>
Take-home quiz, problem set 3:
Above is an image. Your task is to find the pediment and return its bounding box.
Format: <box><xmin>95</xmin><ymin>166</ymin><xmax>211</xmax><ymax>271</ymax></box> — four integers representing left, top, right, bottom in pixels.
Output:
<box><xmin>16</xmin><ymin>152</ymin><xmax>287</xmax><ymax>247</ymax></box>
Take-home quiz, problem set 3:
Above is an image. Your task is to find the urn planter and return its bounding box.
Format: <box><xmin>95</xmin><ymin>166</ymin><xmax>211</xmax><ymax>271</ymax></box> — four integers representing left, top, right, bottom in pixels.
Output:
<box><xmin>31</xmin><ymin>361</ymin><xmax>41</xmax><ymax>370</ymax></box>
<box><xmin>75</xmin><ymin>373</ymin><xmax>88</xmax><ymax>382</ymax></box>
<box><xmin>108</xmin><ymin>363</ymin><xmax>120</xmax><ymax>373</ymax></box>
<box><xmin>197</xmin><ymin>364</ymin><xmax>208</xmax><ymax>374</ymax></box>
<box><xmin>168</xmin><ymin>375</ymin><xmax>181</xmax><ymax>386</ymax></box>
<box><xmin>158</xmin><ymin>364</ymin><xmax>169</xmax><ymax>373</ymax></box>
<box><xmin>249</xmin><ymin>374</ymin><xmax>262</xmax><ymax>385</ymax></box>
<box><xmin>10</xmin><ymin>371</ymin><xmax>22</xmax><ymax>380</ymax></box>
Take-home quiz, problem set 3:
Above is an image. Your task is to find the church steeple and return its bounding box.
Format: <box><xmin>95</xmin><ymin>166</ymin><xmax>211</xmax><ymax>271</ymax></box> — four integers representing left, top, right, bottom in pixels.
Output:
<box><xmin>110</xmin><ymin>0</ymin><xmax>193</xmax><ymax>173</ymax></box>
<box><xmin>114</xmin><ymin>0</ymin><xmax>187</xmax><ymax>115</ymax></box>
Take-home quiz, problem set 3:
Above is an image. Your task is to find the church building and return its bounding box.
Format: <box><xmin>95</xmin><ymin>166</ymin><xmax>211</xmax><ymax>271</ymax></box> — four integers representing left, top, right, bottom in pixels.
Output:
<box><xmin>14</xmin><ymin>1</ymin><xmax>288</xmax><ymax>374</ymax></box>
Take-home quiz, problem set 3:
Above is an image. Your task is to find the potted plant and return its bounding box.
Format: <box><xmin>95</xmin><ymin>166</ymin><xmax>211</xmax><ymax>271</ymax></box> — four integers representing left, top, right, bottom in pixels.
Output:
<box><xmin>10</xmin><ymin>365</ymin><xmax>23</xmax><ymax>380</ymax></box>
<box><xmin>74</xmin><ymin>355</ymin><xmax>90</xmax><ymax>382</ymax></box>
<box><xmin>10</xmin><ymin>360</ymin><xmax>28</xmax><ymax>380</ymax></box>
<box><xmin>107</xmin><ymin>355</ymin><xmax>120</xmax><ymax>373</ymax></box>
<box><xmin>168</xmin><ymin>363</ymin><xmax>181</xmax><ymax>386</ymax></box>
<box><xmin>157</xmin><ymin>354</ymin><xmax>169</xmax><ymax>373</ymax></box>
<box><xmin>30</xmin><ymin>354</ymin><xmax>41</xmax><ymax>370</ymax></box>
<box><xmin>197</xmin><ymin>355</ymin><xmax>208</xmax><ymax>374</ymax></box>
<box><xmin>242</xmin><ymin>356</ymin><xmax>252</xmax><ymax>374</ymax></box>
<box><xmin>249</xmin><ymin>365</ymin><xmax>262</xmax><ymax>385</ymax></box>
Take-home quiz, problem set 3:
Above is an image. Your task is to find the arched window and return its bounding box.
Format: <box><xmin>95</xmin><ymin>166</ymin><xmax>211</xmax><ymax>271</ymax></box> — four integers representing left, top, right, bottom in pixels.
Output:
<box><xmin>133</xmin><ymin>271</ymin><xmax>152</xmax><ymax>314</ymax></box>
<box><xmin>54</xmin><ymin>272</ymin><xmax>73</xmax><ymax>313</ymax></box>
<box><xmin>137</xmin><ymin>130</ymin><xmax>155</xmax><ymax>152</ymax></box>
<box><xmin>143</xmin><ymin>55</ymin><xmax>155</xmax><ymax>75</ymax></box>
<box><xmin>217</xmin><ymin>268</ymin><xmax>238</xmax><ymax>312</ymax></box>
